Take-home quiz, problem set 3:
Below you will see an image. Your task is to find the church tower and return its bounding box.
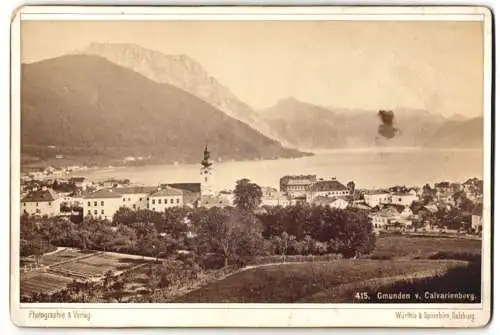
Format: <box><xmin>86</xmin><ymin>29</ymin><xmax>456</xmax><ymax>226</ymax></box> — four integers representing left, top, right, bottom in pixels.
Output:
<box><xmin>200</xmin><ymin>143</ymin><xmax>214</xmax><ymax>197</ymax></box>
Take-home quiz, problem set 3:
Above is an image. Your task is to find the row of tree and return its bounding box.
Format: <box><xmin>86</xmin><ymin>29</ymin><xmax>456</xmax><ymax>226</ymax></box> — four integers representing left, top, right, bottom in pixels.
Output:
<box><xmin>21</xmin><ymin>204</ymin><xmax>376</xmax><ymax>269</ymax></box>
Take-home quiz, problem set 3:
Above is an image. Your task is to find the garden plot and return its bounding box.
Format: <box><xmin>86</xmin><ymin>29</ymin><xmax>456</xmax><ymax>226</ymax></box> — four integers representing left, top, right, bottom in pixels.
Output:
<box><xmin>49</xmin><ymin>252</ymin><xmax>151</xmax><ymax>279</ymax></box>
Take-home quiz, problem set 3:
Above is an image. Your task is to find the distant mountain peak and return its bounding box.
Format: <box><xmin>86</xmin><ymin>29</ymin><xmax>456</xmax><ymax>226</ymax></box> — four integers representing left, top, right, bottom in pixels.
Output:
<box><xmin>75</xmin><ymin>42</ymin><xmax>287</xmax><ymax>146</ymax></box>
<box><xmin>21</xmin><ymin>54</ymin><xmax>306</xmax><ymax>165</ymax></box>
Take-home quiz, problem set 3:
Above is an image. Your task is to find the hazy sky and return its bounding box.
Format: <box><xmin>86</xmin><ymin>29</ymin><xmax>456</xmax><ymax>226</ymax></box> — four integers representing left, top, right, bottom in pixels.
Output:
<box><xmin>21</xmin><ymin>20</ymin><xmax>484</xmax><ymax>117</ymax></box>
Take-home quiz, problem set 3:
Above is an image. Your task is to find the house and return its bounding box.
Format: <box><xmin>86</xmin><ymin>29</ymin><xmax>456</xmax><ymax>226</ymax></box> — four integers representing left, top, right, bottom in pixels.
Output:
<box><xmin>471</xmin><ymin>204</ymin><xmax>483</xmax><ymax>234</ymax></box>
<box><xmin>115</xmin><ymin>186</ymin><xmax>157</xmax><ymax>211</ymax></box>
<box><xmin>329</xmin><ymin>198</ymin><xmax>349</xmax><ymax>209</ymax></box>
<box><xmin>424</xmin><ymin>203</ymin><xmax>439</xmax><ymax>214</ymax></box>
<box><xmin>260</xmin><ymin>187</ymin><xmax>287</xmax><ymax>207</ymax></box>
<box><xmin>369</xmin><ymin>205</ymin><xmax>415</xmax><ymax>233</ymax></box>
<box><xmin>199</xmin><ymin>194</ymin><xmax>231</xmax><ymax>208</ymax></box>
<box><xmin>369</xmin><ymin>206</ymin><xmax>400</xmax><ymax>232</ymax></box>
<box><xmin>363</xmin><ymin>190</ymin><xmax>391</xmax><ymax>208</ymax></box>
<box><xmin>148</xmin><ymin>187</ymin><xmax>184</xmax><ymax>212</ymax></box>
<box><xmin>390</xmin><ymin>192</ymin><xmax>419</xmax><ymax>207</ymax></box>
<box><xmin>307</xmin><ymin>178</ymin><xmax>350</xmax><ymax>201</ymax></box>
<box><xmin>69</xmin><ymin>177</ymin><xmax>90</xmax><ymax>190</ymax></box>
<box><xmin>290</xmin><ymin>196</ymin><xmax>308</xmax><ymax>206</ymax></box>
<box><xmin>163</xmin><ymin>183</ymin><xmax>201</xmax><ymax>207</ymax></box>
<box><xmin>21</xmin><ymin>187</ymin><xmax>62</xmax><ymax>217</ymax></box>
<box><xmin>280</xmin><ymin>175</ymin><xmax>317</xmax><ymax>198</ymax></box>
<box><xmin>218</xmin><ymin>190</ymin><xmax>235</xmax><ymax>206</ymax></box>
<box><xmin>83</xmin><ymin>189</ymin><xmax>123</xmax><ymax>221</ymax></box>
<box><xmin>434</xmin><ymin>182</ymin><xmax>461</xmax><ymax>204</ymax></box>
<box><xmin>408</xmin><ymin>188</ymin><xmax>419</xmax><ymax>196</ymax></box>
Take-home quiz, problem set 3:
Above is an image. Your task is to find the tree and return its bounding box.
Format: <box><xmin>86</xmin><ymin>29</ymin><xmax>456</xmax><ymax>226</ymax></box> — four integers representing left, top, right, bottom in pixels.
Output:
<box><xmin>197</xmin><ymin>207</ymin><xmax>266</xmax><ymax>267</ymax></box>
<box><xmin>422</xmin><ymin>184</ymin><xmax>434</xmax><ymax>197</ymax></box>
<box><xmin>272</xmin><ymin>231</ymin><xmax>296</xmax><ymax>263</ymax></box>
<box><xmin>233</xmin><ymin>178</ymin><xmax>263</xmax><ymax>211</ymax></box>
<box><xmin>453</xmin><ymin>191</ymin><xmax>475</xmax><ymax>213</ymax></box>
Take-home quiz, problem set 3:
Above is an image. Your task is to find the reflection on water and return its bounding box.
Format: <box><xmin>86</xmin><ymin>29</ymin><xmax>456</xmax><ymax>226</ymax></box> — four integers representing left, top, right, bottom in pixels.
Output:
<box><xmin>73</xmin><ymin>149</ymin><xmax>483</xmax><ymax>191</ymax></box>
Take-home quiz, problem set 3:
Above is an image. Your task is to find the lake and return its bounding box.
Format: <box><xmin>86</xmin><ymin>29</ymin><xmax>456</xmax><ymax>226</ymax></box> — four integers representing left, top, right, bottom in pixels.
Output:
<box><xmin>73</xmin><ymin>148</ymin><xmax>484</xmax><ymax>191</ymax></box>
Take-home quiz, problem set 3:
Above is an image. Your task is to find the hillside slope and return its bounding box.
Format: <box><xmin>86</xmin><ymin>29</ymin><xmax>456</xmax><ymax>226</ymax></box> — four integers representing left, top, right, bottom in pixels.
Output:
<box><xmin>21</xmin><ymin>55</ymin><xmax>306</xmax><ymax>166</ymax></box>
<box><xmin>260</xmin><ymin>99</ymin><xmax>448</xmax><ymax>149</ymax></box>
<box><xmin>78</xmin><ymin>42</ymin><xmax>287</xmax><ymax>145</ymax></box>
<box><xmin>424</xmin><ymin>117</ymin><xmax>484</xmax><ymax>149</ymax></box>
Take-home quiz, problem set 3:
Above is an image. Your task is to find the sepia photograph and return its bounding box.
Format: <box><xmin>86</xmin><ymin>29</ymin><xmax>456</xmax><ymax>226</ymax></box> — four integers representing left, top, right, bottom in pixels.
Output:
<box><xmin>10</xmin><ymin>5</ymin><xmax>492</xmax><ymax>328</ymax></box>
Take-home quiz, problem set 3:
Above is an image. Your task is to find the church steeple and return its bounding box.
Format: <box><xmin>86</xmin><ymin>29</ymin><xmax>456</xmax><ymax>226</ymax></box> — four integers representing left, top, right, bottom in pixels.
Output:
<box><xmin>200</xmin><ymin>143</ymin><xmax>214</xmax><ymax>196</ymax></box>
<box><xmin>201</xmin><ymin>143</ymin><xmax>212</xmax><ymax>169</ymax></box>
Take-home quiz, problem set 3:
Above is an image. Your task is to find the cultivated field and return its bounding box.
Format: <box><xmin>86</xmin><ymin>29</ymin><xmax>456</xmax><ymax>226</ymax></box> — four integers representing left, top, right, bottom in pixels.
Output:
<box><xmin>49</xmin><ymin>252</ymin><xmax>150</xmax><ymax>279</ymax></box>
<box><xmin>176</xmin><ymin>235</ymin><xmax>482</xmax><ymax>303</ymax></box>
<box><xmin>20</xmin><ymin>250</ymin><xmax>153</xmax><ymax>298</ymax></box>
<box><xmin>20</xmin><ymin>272</ymin><xmax>74</xmax><ymax>297</ymax></box>
<box><xmin>20</xmin><ymin>248</ymin><xmax>93</xmax><ymax>268</ymax></box>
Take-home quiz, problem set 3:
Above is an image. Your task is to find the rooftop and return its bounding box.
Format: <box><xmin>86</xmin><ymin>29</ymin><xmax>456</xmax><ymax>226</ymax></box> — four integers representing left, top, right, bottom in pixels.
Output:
<box><xmin>84</xmin><ymin>189</ymin><xmax>123</xmax><ymax>199</ymax></box>
<box><xmin>114</xmin><ymin>186</ymin><xmax>158</xmax><ymax>195</ymax></box>
<box><xmin>309</xmin><ymin>180</ymin><xmax>347</xmax><ymax>192</ymax></box>
<box><xmin>21</xmin><ymin>188</ymin><xmax>58</xmax><ymax>202</ymax></box>
<box><xmin>380</xmin><ymin>204</ymin><xmax>409</xmax><ymax>214</ymax></box>
<box><xmin>163</xmin><ymin>183</ymin><xmax>201</xmax><ymax>194</ymax></box>
<box><xmin>374</xmin><ymin>206</ymin><xmax>401</xmax><ymax>218</ymax></box>
<box><xmin>150</xmin><ymin>187</ymin><xmax>184</xmax><ymax>197</ymax></box>
<box><xmin>364</xmin><ymin>190</ymin><xmax>390</xmax><ymax>195</ymax></box>
<box><xmin>391</xmin><ymin>192</ymin><xmax>416</xmax><ymax>197</ymax></box>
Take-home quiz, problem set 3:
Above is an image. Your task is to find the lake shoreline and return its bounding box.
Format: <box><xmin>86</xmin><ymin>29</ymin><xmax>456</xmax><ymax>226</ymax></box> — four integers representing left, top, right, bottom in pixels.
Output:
<box><xmin>43</xmin><ymin>148</ymin><xmax>483</xmax><ymax>192</ymax></box>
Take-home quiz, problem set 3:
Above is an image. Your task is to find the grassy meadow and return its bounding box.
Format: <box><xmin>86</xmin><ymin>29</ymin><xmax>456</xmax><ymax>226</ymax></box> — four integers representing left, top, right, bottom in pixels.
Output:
<box><xmin>175</xmin><ymin>235</ymin><xmax>482</xmax><ymax>303</ymax></box>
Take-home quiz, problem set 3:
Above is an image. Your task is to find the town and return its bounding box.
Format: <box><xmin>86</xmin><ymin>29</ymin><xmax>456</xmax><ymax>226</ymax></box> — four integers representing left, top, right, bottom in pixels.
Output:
<box><xmin>21</xmin><ymin>146</ymin><xmax>484</xmax><ymax>236</ymax></box>
<box><xmin>18</xmin><ymin>146</ymin><xmax>484</xmax><ymax>304</ymax></box>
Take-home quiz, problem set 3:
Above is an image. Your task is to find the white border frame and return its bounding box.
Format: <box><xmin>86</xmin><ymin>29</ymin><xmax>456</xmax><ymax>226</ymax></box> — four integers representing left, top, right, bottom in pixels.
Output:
<box><xmin>10</xmin><ymin>5</ymin><xmax>493</xmax><ymax>328</ymax></box>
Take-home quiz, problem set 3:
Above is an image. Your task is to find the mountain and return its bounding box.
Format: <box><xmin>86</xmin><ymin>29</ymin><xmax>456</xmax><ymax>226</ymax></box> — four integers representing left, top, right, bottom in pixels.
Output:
<box><xmin>448</xmin><ymin>113</ymin><xmax>468</xmax><ymax>121</ymax></box>
<box><xmin>21</xmin><ymin>55</ymin><xmax>307</xmax><ymax>167</ymax></box>
<box><xmin>76</xmin><ymin>43</ymin><xmax>287</xmax><ymax>145</ymax></box>
<box><xmin>259</xmin><ymin>98</ymin><xmax>347</xmax><ymax>149</ymax></box>
<box><xmin>259</xmin><ymin>99</ymin><xmax>448</xmax><ymax>149</ymax></box>
<box><xmin>424</xmin><ymin>117</ymin><xmax>484</xmax><ymax>149</ymax></box>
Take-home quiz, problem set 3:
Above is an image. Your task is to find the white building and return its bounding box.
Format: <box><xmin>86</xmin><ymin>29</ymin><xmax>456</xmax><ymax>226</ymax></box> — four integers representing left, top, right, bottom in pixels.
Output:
<box><xmin>329</xmin><ymin>198</ymin><xmax>349</xmax><ymax>209</ymax></box>
<box><xmin>21</xmin><ymin>187</ymin><xmax>62</xmax><ymax>217</ymax></box>
<box><xmin>115</xmin><ymin>186</ymin><xmax>156</xmax><ymax>211</ymax></box>
<box><xmin>260</xmin><ymin>187</ymin><xmax>288</xmax><ymax>207</ymax></box>
<box><xmin>218</xmin><ymin>190</ymin><xmax>235</xmax><ymax>206</ymax></box>
<box><xmin>369</xmin><ymin>205</ymin><xmax>415</xmax><ymax>233</ymax></box>
<box><xmin>471</xmin><ymin>205</ymin><xmax>483</xmax><ymax>234</ymax></box>
<box><xmin>390</xmin><ymin>192</ymin><xmax>419</xmax><ymax>207</ymax></box>
<box><xmin>280</xmin><ymin>175</ymin><xmax>317</xmax><ymax>198</ymax></box>
<box><xmin>307</xmin><ymin>179</ymin><xmax>350</xmax><ymax>201</ymax></box>
<box><xmin>69</xmin><ymin>177</ymin><xmax>90</xmax><ymax>190</ymax></box>
<box><xmin>364</xmin><ymin>190</ymin><xmax>391</xmax><ymax>208</ymax></box>
<box><xmin>148</xmin><ymin>187</ymin><xmax>184</xmax><ymax>212</ymax></box>
<box><xmin>83</xmin><ymin>189</ymin><xmax>123</xmax><ymax>221</ymax></box>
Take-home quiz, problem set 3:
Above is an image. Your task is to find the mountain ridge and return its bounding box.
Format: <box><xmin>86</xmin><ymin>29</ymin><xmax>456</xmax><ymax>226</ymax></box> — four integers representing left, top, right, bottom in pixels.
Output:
<box><xmin>21</xmin><ymin>54</ymin><xmax>308</xmax><ymax>167</ymax></box>
<box><xmin>259</xmin><ymin>98</ymin><xmax>480</xmax><ymax>149</ymax></box>
<box><xmin>76</xmin><ymin>42</ymin><xmax>290</xmax><ymax>146</ymax></box>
